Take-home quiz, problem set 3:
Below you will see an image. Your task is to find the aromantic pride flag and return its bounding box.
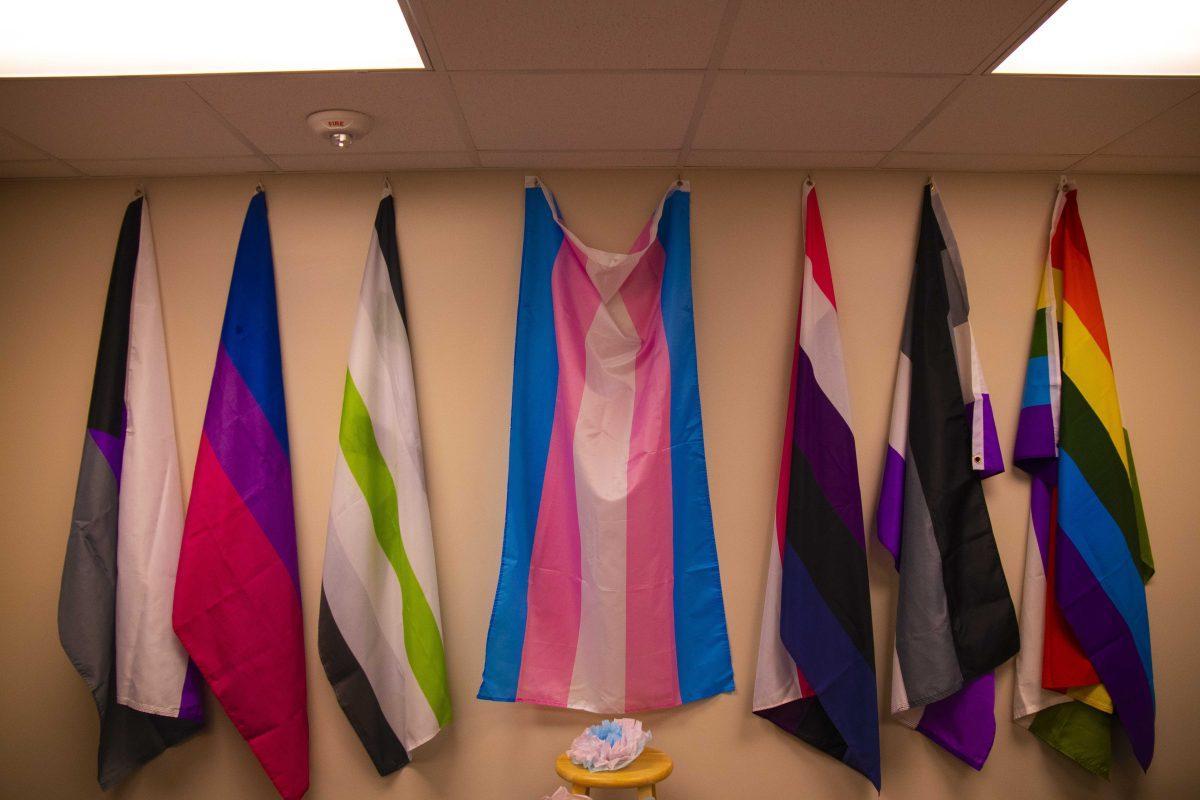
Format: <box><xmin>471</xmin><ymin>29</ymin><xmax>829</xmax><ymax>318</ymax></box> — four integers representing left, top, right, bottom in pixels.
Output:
<box><xmin>876</xmin><ymin>183</ymin><xmax>1018</xmax><ymax>769</ymax></box>
<box><xmin>59</xmin><ymin>194</ymin><xmax>203</xmax><ymax>788</ymax></box>
<box><xmin>1011</xmin><ymin>181</ymin><xmax>1154</xmax><ymax>777</ymax></box>
<box><xmin>319</xmin><ymin>189</ymin><xmax>451</xmax><ymax>775</ymax></box>
<box><xmin>172</xmin><ymin>189</ymin><xmax>309</xmax><ymax>799</ymax></box>
<box><xmin>753</xmin><ymin>180</ymin><xmax>880</xmax><ymax>788</ymax></box>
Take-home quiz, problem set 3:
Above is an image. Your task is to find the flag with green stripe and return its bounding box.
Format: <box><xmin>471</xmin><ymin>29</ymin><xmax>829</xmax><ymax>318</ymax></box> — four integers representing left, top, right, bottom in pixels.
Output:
<box><xmin>319</xmin><ymin>189</ymin><xmax>451</xmax><ymax>776</ymax></box>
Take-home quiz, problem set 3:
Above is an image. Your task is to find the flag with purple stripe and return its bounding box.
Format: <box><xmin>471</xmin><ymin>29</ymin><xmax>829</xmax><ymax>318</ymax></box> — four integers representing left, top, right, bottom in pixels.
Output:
<box><xmin>58</xmin><ymin>195</ymin><xmax>203</xmax><ymax>789</ymax></box>
<box><xmin>753</xmin><ymin>180</ymin><xmax>880</xmax><ymax>787</ymax></box>
<box><xmin>875</xmin><ymin>182</ymin><xmax>1017</xmax><ymax>769</ymax></box>
<box><xmin>172</xmin><ymin>189</ymin><xmax>308</xmax><ymax>799</ymax></box>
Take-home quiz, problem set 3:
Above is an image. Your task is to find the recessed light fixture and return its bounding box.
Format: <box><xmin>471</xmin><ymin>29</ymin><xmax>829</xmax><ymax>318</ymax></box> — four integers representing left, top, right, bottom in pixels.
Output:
<box><xmin>994</xmin><ymin>0</ymin><xmax>1200</xmax><ymax>76</ymax></box>
<box><xmin>1</xmin><ymin>0</ymin><xmax>425</xmax><ymax>78</ymax></box>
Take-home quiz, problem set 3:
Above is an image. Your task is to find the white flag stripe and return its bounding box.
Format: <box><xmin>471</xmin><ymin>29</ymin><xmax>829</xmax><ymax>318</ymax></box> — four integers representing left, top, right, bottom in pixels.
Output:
<box><xmin>344</xmin><ymin>235</ymin><xmax>442</xmax><ymax>612</ymax></box>
<box><xmin>114</xmin><ymin>200</ymin><xmax>190</xmax><ymax>716</ymax></box>
<box><xmin>324</xmin><ymin>517</ymin><xmax>441</xmax><ymax>749</ymax></box>
<box><xmin>751</xmin><ymin>529</ymin><xmax>805</xmax><ymax>711</ymax></box>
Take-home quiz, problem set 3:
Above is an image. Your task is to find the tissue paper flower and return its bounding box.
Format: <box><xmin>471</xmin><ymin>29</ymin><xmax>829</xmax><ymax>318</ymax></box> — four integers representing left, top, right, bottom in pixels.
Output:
<box><xmin>567</xmin><ymin>718</ymin><xmax>651</xmax><ymax>771</ymax></box>
<box><xmin>540</xmin><ymin>789</ymin><xmax>589</xmax><ymax>800</ymax></box>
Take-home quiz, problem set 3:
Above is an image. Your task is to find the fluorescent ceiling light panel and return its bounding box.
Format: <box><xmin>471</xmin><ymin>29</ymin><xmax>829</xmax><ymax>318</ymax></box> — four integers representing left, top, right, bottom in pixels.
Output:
<box><xmin>2</xmin><ymin>0</ymin><xmax>424</xmax><ymax>77</ymax></box>
<box><xmin>995</xmin><ymin>0</ymin><xmax>1200</xmax><ymax>76</ymax></box>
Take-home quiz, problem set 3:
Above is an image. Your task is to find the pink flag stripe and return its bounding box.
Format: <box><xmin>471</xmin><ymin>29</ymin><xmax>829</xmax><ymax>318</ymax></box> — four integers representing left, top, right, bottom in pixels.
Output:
<box><xmin>515</xmin><ymin>243</ymin><xmax>594</xmax><ymax>707</ymax></box>
<box><xmin>173</xmin><ymin>435</ymin><xmax>308</xmax><ymax>800</ymax></box>
<box><xmin>622</xmin><ymin>242</ymin><xmax>681</xmax><ymax>710</ymax></box>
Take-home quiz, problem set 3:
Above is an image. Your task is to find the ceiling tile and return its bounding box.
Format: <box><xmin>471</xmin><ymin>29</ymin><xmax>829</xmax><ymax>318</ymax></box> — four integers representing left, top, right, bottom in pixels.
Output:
<box><xmin>0</xmin><ymin>78</ymin><xmax>253</xmax><ymax>160</ymax></box>
<box><xmin>685</xmin><ymin>150</ymin><xmax>885</xmax><ymax>168</ymax></box>
<box><xmin>693</xmin><ymin>74</ymin><xmax>958</xmax><ymax>151</ymax></box>
<box><xmin>1101</xmin><ymin>92</ymin><xmax>1200</xmax><ymax>156</ymax></box>
<box><xmin>723</xmin><ymin>0</ymin><xmax>1048</xmax><ymax>73</ymax></box>
<box><xmin>479</xmin><ymin>150</ymin><xmax>679</xmax><ymax>168</ymax></box>
<box><xmin>270</xmin><ymin>151</ymin><xmax>475</xmax><ymax>171</ymax></box>
<box><xmin>881</xmin><ymin>152</ymin><xmax>1079</xmax><ymax>171</ymax></box>
<box><xmin>189</xmin><ymin>72</ymin><xmax>467</xmax><ymax>155</ymax></box>
<box><xmin>0</xmin><ymin>159</ymin><xmax>78</xmax><ymax>178</ymax></box>
<box><xmin>69</xmin><ymin>156</ymin><xmax>274</xmax><ymax>177</ymax></box>
<box><xmin>425</xmin><ymin>0</ymin><xmax>726</xmax><ymax>70</ymax></box>
<box><xmin>1074</xmin><ymin>154</ymin><xmax>1200</xmax><ymax>174</ymax></box>
<box><xmin>904</xmin><ymin>77</ymin><xmax>1200</xmax><ymax>155</ymax></box>
<box><xmin>453</xmin><ymin>72</ymin><xmax>703</xmax><ymax>150</ymax></box>
<box><xmin>0</xmin><ymin>128</ymin><xmax>48</xmax><ymax>160</ymax></box>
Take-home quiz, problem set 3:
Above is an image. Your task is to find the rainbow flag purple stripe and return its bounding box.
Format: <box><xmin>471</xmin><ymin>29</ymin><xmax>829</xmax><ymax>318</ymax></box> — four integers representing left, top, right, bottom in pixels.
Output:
<box><xmin>172</xmin><ymin>191</ymin><xmax>309</xmax><ymax>799</ymax></box>
<box><xmin>479</xmin><ymin>177</ymin><xmax>733</xmax><ymax>712</ymax></box>
<box><xmin>876</xmin><ymin>183</ymin><xmax>1018</xmax><ymax>769</ymax></box>
<box><xmin>752</xmin><ymin>181</ymin><xmax>880</xmax><ymax>787</ymax></box>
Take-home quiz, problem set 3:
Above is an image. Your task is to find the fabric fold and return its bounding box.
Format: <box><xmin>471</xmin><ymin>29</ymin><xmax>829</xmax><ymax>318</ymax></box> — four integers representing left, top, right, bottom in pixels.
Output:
<box><xmin>172</xmin><ymin>190</ymin><xmax>308</xmax><ymax>800</ymax></box>
<box><xmin>752</xmin><ymin>181</ymin><xmax>880</xmax><ymax>788</ymax></box>
<box><xmin>876</xmin><ymin>183</ymin><xmax>1018</xmax><ymax>770</ymax></box>
<box><xmin>319</xmin><ymin>191</ymin><xmax>451</xmax><ymax>775</ymax></box>
<box><xmin>479</xmin><ymin>177</ymin><xmax>733</xmax><ymax>713</ymax></box>
<box><xmin>1011</xmin><ymin>181</ymin><xmax>1155</xmax><ymax>777</ymax></box>
<box><xmin>58</xmin><ymin>195</ymin><xmax>202</xmax><ymax>789</ymax></box>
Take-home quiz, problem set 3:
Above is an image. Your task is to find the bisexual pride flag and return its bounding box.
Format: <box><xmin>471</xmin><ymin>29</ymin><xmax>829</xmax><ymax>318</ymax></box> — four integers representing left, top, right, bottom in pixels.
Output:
<box><xmin>172</xmin><ymin>190</ymin><xmax>308</xmax><ymax>799</ymax></box>
<box><xmin>1011</xmin><ymin>182</ymin><xmax>1155</xmax><ymax>776</ymax></box>
<box><xmin>479</xmin><ymin>177</ymin><xmax>733</xmax><ymax>713</ymax></box>
<box><xmin>876</xmin><ymin>183</ymin><xmax>1018</xmax><ymax>769</ymax></box>
<box><xmin>59</xmin><ymin>194</ymin><xmax>202</xmax><ymax>788</ymax></box>
<box><xmin>752</xmin><ymin>181</ymin><xmax>880</xmax><ymax>788</ymax></box>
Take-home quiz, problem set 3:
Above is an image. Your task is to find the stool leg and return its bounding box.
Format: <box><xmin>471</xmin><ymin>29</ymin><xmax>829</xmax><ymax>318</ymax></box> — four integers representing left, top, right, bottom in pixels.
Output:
<box><xmin>570</xmin><ymin>783</ymin><xmax>591</xmax><ymax>796</ymax></box>
<box><xmin>636</xmin><ymin>785</ymin><xmax>655</xmax><ymax>799</ymax></box>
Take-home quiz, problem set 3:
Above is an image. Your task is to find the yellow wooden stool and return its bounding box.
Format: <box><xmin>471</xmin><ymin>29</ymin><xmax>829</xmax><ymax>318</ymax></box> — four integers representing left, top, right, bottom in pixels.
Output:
<box><xmin>555</xmin><ymin>747</ymin><xmax>673</xmax><ymax>799</ymax></box>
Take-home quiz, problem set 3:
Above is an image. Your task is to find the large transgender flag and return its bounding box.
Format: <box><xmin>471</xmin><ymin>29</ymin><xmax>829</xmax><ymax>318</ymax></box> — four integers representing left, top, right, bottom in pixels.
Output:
<box><xmin>173</xmin><ymin>190</ymin><xmax>308</xmax><ymax>799</ymax></box>
<box><xmin>752</xmin><ymin>181</ymin><xmax>880</xmax><ymax>788</ymax></box>
<box><xmin>1011</xmin><ymin>181</ymin><xmax>1155</xmax><ymax>777</ymax></box>
<box><xmin>59</xmin><ymin>195</ymin><xmax>202</xmax><ymax>789</ymax></box>
<box><xmin>876</xmin><ymin>183</ymin><xmax>1018</xmax><ymax>769</ymax></box>
<box><xmin>479</xmin><ymin>177</ymin><xmax>734</xmax><ymax>713</ymax></box>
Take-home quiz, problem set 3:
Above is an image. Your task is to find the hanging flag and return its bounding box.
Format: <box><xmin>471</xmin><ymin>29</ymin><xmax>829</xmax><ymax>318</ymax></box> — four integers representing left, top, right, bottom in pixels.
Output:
<box><xmin>172</xmin><ymin>189</ymin><xmax>308</xmax><ymax>800</ymax></box>
<box><xmin>876</xmin><ymin>182</ymin><xmax>1018</xmax><ymax>769</ymax></box>
<box><xmin>478</xmin><ymin>177</ymin><xmax>734</xmax><ymax>712</ymax></box>
<box><xmin>1011</xmin><ymin>181</ymin><xmax>1155</xmax><ymax>777</ymax></box>
<box><xmin>319</xmin><ymin>189</ymin><xmax>451</xmax><ymax>775</ymax></box>
<box><xmin>59</xmin><ymin>194</ymin><xmax>203</xmax><ymax>788</ymax></box>
<box><xmin>752</xmin><ymin>181</ymin><xmax>880</xmax><ymax>788</ymax></box>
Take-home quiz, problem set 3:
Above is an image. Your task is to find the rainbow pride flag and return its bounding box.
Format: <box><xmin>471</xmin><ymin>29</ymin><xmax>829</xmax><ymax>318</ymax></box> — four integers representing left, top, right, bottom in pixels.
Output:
<box><xmin>876</xmin><ymin>183</ymin><xmax>1018</xmax><ymax>769</ymax></box>
<box><xmin>1011</xmin><ymin>181</ymin><xmax>1155</xmax><ymax>776</ymax></box>
<box><xmin>173</xmin><ymin>190</ymin><xmax>308</xmax><ymax>799</ymax></box>
<box><xmin>478</xmin><ymin>177</ymin><xmax>733</xmax><ymax>712</ymax></box>
<box><xmin>752</xmin><ymin>180</ymin><xmax>880</xmax><ymax>787</ymax></box>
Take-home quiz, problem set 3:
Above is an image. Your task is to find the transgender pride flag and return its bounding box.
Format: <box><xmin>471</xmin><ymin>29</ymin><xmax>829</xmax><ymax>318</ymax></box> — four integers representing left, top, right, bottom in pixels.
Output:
<box><xmin>173</xmin><ymin>190</ymin><xmax>308</xmax><ymax>799</ymax></box>
<box><xmin>753</xmin><ymin>180</ymin><xmax>880</xmax><ymax>787</ymax></box>
<box><xmin>479</xmin><ymin>177</ymin><xmax>733</xmax><ymax>713</ymax></box>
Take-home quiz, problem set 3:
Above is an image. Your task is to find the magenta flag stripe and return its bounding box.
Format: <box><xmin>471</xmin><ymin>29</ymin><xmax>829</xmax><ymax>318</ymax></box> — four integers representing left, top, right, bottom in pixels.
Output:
<box><xmin>516</xmin><ymin>241</ymin><xmax>591</xmax><ymax>706</ymax></box>
<box><xmin>622</xmin><ymin>242</ymin><xmax>681</xmax><ymax>710</ymax></box>
<box><xmin>203</xmin><ymin>345</ymin><xmax>300</xmax><ymax>590</ymax></box>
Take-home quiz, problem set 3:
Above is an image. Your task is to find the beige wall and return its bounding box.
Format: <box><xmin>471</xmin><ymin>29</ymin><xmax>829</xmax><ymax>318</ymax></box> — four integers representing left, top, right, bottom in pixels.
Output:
<box><xmin>1</xmin><ymin>170</ymin><xmax>1198</xmax><ymax>799</ymax></box>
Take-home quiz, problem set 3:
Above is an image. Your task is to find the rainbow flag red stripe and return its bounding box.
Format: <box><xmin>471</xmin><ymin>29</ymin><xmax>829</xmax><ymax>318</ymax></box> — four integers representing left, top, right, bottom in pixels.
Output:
<box><xmin>173</xmin><ymin>191</ymin><xmax>309</xmax><ymax>799</ymax></box>
<box><xmin>1012</xmin><ymin>182</ymin><xmax>1155</xmax><ymax>777</ymax></box>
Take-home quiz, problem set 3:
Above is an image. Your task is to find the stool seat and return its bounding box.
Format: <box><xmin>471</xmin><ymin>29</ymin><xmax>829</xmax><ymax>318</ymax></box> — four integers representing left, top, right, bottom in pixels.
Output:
<box><xmin>555</xmin><ymin>747</ymin><xmax>672</xmax><ymax>796</ymax></box>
